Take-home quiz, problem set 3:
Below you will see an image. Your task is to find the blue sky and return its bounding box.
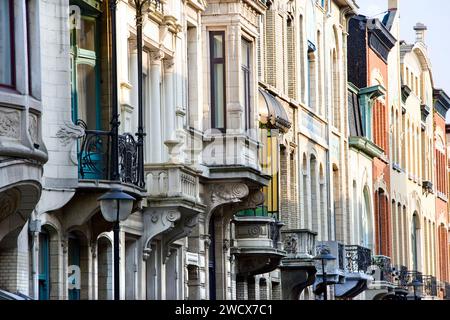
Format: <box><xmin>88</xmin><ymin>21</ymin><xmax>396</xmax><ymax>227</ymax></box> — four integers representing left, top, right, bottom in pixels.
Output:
<box><xmin>355</xmin><ymin>0</ymin><xmax>450</xmax><ymax>122</ymax></box>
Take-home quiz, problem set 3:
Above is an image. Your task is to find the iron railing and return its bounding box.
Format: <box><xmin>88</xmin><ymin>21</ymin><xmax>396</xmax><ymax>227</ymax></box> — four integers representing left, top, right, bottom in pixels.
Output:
<box><xmin>345</xmin><ymin>245</ymin><xmax>372</xmax><ymax>273</ymax></box>
<box><xmin>444</xmin><ymin>282</ymin><xmax>450</xmax><ymax>300</ymax></box>
<box><xmin>338</xmin><ymin>243</ymin><xmax>345</xmax><ymax>270</ymax></box>
<box><xmin>371</xmin><ymin>255</ymin><xmax>393</xmax><ymax>284</ymax></box>
<box><xmin>422</xmin><ymin>275</ymin><xmax>437</xmax><ymax>297</ymax></box>
<box><xmin>392</xmin><ymin>265</ymin><xmax>409</xmax><ymax>289</ymax></box>
<box><xmin>77</xmin><ymin>121</ymin><xmax>141</xmax><ymax>187</ymax></box>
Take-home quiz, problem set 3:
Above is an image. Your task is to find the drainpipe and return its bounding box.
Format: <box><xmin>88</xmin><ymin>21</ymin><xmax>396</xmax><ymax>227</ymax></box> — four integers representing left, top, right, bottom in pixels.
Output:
<box><xmin>29</xmin><ymin>218</ymin><xmax>41</xmax><ymax>299</ymax></box>
<box><xmin>109</xmin><ymin>0</ymin><xmax>119</xmax><ymax>182</ymax></box>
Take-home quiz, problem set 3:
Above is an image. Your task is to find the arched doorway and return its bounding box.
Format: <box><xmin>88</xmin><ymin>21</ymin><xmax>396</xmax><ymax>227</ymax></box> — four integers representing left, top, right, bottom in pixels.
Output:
<box><xmin>97</xmin><ymin>236</ymin><xmax>112</xmax><ymax>300</ymax></box>
<box><xmin>68</xmin><ymin>231</ymin><xmax>89</xmax><ymax>300</ymax></box>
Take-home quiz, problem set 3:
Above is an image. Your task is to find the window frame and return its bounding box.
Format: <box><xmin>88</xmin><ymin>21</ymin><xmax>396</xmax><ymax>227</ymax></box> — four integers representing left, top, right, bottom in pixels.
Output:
<box><xmin>0</xmin><ymin>0</ymin><xmax>16</xmax><ymax>89</ymax></box>
<box><xmin>209</xmin><ymin>31</ymin><xmax>226</xmax><ymax>131</ymax></box>
<box><xmin>241</xmin><ymin>37</ymin><xmax>251</xmax><ymax>131</ymax></box>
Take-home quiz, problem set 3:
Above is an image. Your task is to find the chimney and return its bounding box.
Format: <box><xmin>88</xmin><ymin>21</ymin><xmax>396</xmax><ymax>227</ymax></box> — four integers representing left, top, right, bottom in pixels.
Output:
<box><xmin>414</xmin><ymin>22</ymin><xmax>427</xmax><ymax>43</ymax></box>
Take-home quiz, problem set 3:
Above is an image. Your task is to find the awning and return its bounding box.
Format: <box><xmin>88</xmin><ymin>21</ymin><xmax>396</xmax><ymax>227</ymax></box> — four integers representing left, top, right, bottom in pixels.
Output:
<box><xmin>258</xmin><ymin>88</ymin><xmax>292</xmax><ymax>133</ymax></box>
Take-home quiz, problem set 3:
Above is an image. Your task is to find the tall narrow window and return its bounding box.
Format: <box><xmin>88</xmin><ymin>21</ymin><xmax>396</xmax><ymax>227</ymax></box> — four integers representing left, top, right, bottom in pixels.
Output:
<box><xmin>70</xmin><ymin>13</ymin><xmax>100</xmax><ymax>129</ymax></box>
<box><xmin>0</xmin><ymin>0</ymin><xmax>14</xmax><ymax>87</ymax></box>
<box><xmin>241</xmin><ymin>38</ymin><xmax>251</xmax><ymax>130</ymax></box>
<box><xmin>210</xmin><ymin>31</ymin><xmax>226</xmax><ymax>130</ymax></box>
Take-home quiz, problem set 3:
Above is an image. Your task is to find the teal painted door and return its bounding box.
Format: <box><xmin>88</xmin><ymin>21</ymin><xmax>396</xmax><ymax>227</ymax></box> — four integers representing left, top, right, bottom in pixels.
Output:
<box><xmin>68</xmin><ymin>237</ymin><xmax>81</xmax><ymax>300</ymax></box>
<box><xmin>38</xmin><ymin>232</ymin><xmax>50</xmax><ymax>300</ymax></box>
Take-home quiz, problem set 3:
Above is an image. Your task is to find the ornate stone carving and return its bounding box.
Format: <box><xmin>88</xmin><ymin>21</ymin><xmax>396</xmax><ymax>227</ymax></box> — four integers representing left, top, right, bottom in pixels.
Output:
<box><xmin>0</xmin><ymin>108</ymin><xmax>21</xmax><ymax>139</ymax></box>
<box><xmin>56</xmin><ymin>121</ymin><xmax>85</xmax><ymax>146</ymax></box>
<box><xmin>0</xmin><ymin>189</ymin><xmax>20</xmax><ymax>222</ymax></box>
<box><xmin>231</xmin><ymin>189</ymin><xmax>265</xmax><ymax>214</ymax></box>
<box><xmin>283</xmin><ymin>234</ymin><xmax>298</xmax><ymax>255</ymax></box>
<box><xmin>163</xmin><ymin>58</ymin><xmax>175</xmax><ymax>72</ymax></box>
<box><xmin>56</xmin><ymin>121</ymin><xmax>85</xmax><ymax>165</ymax></box>
<box><xmin>28</xmin><ymin>113</ymin><xmax>39</xmax><ymax>145</ymax></box>
<box><xmin>142</xmin><ymin>209</ymin><xmax>181</xmax><ymax>260</ymax></box>
<box><xmin>210</xmin><ymin>183</ymin><xmax>249</xmax><ymax>207</ymax></box>
<box><xmin>162</xmin><ymin>213</ymin><xmax>198</xmax><ymax>261</ymax></box>
<box><xmin>150</xmin><ymin>50</ymin><xmax>165</xmax><ymax>64</ymax></box>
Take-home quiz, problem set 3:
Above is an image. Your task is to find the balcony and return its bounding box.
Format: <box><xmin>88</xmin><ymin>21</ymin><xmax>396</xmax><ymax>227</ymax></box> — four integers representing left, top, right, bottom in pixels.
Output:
<box><xmin>231</xmin><ymin>215</ymin><xmax>286</xmax><ymax>276</ymax></box>
<box><xmin>279</xmin><ymin>229</ymin><xmax>317</xmax><ymax>299</ymax></box>
<box><xmin>335</xmin><ymin>245</ymin><xmax>373</xmax><ymax>298</ymax></box>
<box><xmin>76</xmin><ymin>123</ymin><xmax>144</xmax><ymax>197</ymax></box>
<box><xmin>313</xmin><ymin>241</ymin><xmax>346</xmax><ymax>295</ymax></box>
<box><xmin>422</xmin><ymin>275</ymin><xmax>438</xmax><ymax>298</ymax></box>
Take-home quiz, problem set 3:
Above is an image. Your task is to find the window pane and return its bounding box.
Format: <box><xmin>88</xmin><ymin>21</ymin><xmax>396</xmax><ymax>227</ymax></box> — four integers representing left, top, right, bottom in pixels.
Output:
<box><xmin>213</xmin><ymin>63</ymin><xmax>224</xmax><ymax>128</ymax></box>
<box><xmin>212</xmin><ymin>34</ymin><xmax>223</xmax><ymax>59</ymax></box>
<box><xmin>0</xmin><ymin>0</ymin><xmax>13</xmax><ymax>86</ymax></box>
<box><xmin>241</xmin><ymin>40</ymin><xmax>249</xmax><ymax>67</ymax></box>
<box><xmin>77</xmin><ymin>18</ymin><xmax>96</xmax><ymax>51</ymax></box>
<box><xmin>77</xmin><ymin>64</ymin><xmax>97</xmax><ymax>128</ymax></box>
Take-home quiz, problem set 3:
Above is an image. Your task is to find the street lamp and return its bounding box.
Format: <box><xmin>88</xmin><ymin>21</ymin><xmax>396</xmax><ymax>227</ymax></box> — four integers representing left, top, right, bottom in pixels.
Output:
<box><xmin>314</xmin><ymin>247</ymin><xmax>336</xmax><ymax>301</ymax></box>
<box><xmin>410</xmin><ymin>278</ymin><xmax>423</xmax><ymax>301</ymax></box>
<box><xmin>98</xmin><ymin>189</ymin><xmax>136</xmax><ymax>300</ymax></box>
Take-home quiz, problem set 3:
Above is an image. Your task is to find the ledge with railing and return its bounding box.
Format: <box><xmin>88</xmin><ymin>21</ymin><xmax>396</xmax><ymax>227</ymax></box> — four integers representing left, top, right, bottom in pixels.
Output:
<box><xmin>422</xmin><ymin>275</ymin><xmax>438</xmax><ymax>297</ymax></box>
<box><xmin>77</xmin><ymin>120</ymin><xmax>143</xmax><ymax>188</ymax></box>
<box><xmin>370</xmin><ymin>255</ymin><xmax>394</xmax><ymax>286</ymax></box>
<box><xmin>345</xmin><ymin>245</ymin><xmax>372</xmax><ymax>274</ymax></box>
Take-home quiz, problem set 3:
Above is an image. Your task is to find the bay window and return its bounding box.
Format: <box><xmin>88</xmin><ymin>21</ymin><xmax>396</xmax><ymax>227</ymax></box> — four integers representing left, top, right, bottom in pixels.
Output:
<box><xmin>209</xmin><ymin>31</ymin><xmax>225</xmax><ymax>130</ymax></box>
<box><xmin>0</xmin><ymin>0</ymin><xmax>14</xmax><ymax>87</ymax></box>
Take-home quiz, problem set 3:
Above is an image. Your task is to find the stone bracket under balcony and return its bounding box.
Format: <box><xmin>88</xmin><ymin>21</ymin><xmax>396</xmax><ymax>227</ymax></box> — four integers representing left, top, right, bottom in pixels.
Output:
<box><xmin>335</xmin><ymin>245</ymin><xmax>373</xmax><ymax>299</ymax></box>
<box><xmin>280</xmin><ymin>229</ymin><xmax>318</xmax><ymax>300</ymax></box>
<box><xmin>231</xmin><ymin>216</ymin><xmax>286</xmax><ymax>276</ymax></box>
<box><xmin>143</xmin><ymin>163</ymin><xmax>205</xmax><ymax>261</ymax></box>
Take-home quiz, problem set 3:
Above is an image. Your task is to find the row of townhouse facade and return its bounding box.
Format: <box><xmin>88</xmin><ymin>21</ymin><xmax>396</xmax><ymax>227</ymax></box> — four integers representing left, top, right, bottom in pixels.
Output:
<box><xmin>0</xmin><ymin>0</ymin><xmax>449</xmax><ymax>300</ymax></box>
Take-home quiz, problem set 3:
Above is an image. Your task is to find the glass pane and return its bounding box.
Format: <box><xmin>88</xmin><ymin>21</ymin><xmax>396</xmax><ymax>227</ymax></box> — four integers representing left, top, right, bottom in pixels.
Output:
<box><xmin>213</xmin><ymin>63</ymin><xmax>224</xmax><ymax>128</ymax></box>
<box><xmin>77</xmin><ymin>18</ymin><xmax>96</xmax><ymax>51</ymax></box>
<box><xmin>77</xmin><ymin>64</ymin><xmax>97</xmax><ymax>128</ymax></box>
<box><xmin>213</xmin><ymin>34</ymin><xmax>223</xmax><ymax>59</ymax></box>
<box><xmin>241</xmin><ymin>40</ymin><xmax>249</xmax><ymax>67</ymax></box>
<box><xmin>0</xmin><ymin>0</ymin><xmax>12</xmax><ymax>86</ymax></box>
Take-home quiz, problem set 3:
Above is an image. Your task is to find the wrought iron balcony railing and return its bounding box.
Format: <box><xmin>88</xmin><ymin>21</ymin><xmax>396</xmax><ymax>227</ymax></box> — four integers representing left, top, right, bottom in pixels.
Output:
<box><xmin>338</xmin><ymin>242</ymin><xmax>345</xmax><ymax>270</ymax></box>
<box><xmin>371</xmin><ymin>255</ymin><xmax>393</xmax><ymax>284</ymax></box>
<box><xmin>77</xmin><ymin>121</ymin><xmax>141</xmax><ymax>187</ymax></box>
<box><xmin>392</xmin><ymin>265</ymin><xmax>409</xmax><ymax>289</ymax></box>
<box><xmin>422</xmin><ymin>275</ymin><xmax>437</xmax><ymax>297</ymax></box>
<box><xmin>345</xmin><ymin>245</ymin><xmax>372</xmax><ymax>273</ymax></box>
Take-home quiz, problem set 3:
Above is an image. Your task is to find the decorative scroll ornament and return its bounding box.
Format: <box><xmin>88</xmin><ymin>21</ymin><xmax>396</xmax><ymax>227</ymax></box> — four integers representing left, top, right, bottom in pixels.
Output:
<box><xmin>210</xmin><ymin>183</ymin><xmax>249</xmax><ymax>208</ymax></box>
<box><xmin>142</xmin><ymin>209</ymin><xmax>181</xmax><ymax>260</ymax></box>
<box><xmin>56</xmin><ymin>121</ymin><xmax>85</xmax><ymax>165</ymax></box>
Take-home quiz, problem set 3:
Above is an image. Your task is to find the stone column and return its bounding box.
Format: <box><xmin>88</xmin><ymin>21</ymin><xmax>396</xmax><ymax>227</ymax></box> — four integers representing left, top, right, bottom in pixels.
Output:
<box><xmin>163</xmin><ymin>58</ymin><xmax>176</xmax><ymax>162</ymax></box>
<box><xmin>149</xmin><ymin>50</ymin><xmax>165</xmax><ymax>163</ymax></box>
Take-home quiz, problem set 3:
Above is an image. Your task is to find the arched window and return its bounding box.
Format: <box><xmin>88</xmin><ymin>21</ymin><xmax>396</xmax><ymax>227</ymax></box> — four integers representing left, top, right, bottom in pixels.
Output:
<box><xmin>361</xmin><ymin>187</ymin><xmax>372</xmax><ymax>249</ymax></box>
<box><xmin>332</xmin><ymin>49</ymin><xmax>339</xmax><ymax>129</ymax></box>
<box><xmin>411</xmin><ymin>213</ymin><xmax>419</xmax><ymax>271</ymax></box>
<box><xmin>311</xmin><ymin>155</ymin><xmax>318</xmax><ymax>234</ymax></box>
<box><xmin>302</xmin><ymin>154</ymin><xmax>309</xmax><ymax>229</ymax></box>
<box><xmin>333</xmin><ymin>165</ymin><xmax>343</xmax><ymax>241</ymax></box>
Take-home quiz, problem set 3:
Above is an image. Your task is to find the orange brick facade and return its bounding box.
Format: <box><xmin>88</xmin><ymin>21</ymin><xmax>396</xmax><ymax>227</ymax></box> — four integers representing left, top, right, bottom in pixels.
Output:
<box><xmin>435</xmin><ymin>113</ymin><xmax>449</xmax><ymax>282</ymax></box>
<box><xmin>368</xmin><ymin>45</ymin><xmax>392</xmax><ymax>257</ymax></box>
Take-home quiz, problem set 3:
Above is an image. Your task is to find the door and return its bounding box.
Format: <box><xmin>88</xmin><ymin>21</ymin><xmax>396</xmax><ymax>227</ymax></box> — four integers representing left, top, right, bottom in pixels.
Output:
<box><xmin>208</xmin><ymin>217</ymin><xmax>216</xmax><ymax>300</ymax></box>
<box><xmin>68</xmin><ymin>237</ymin><xmax>81</xmax><ymax>300</ymax></box>
<box><xmin>38</xmin><ymin>232</ymin><xmax>50</xmax><ymax>300</ymax></box>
